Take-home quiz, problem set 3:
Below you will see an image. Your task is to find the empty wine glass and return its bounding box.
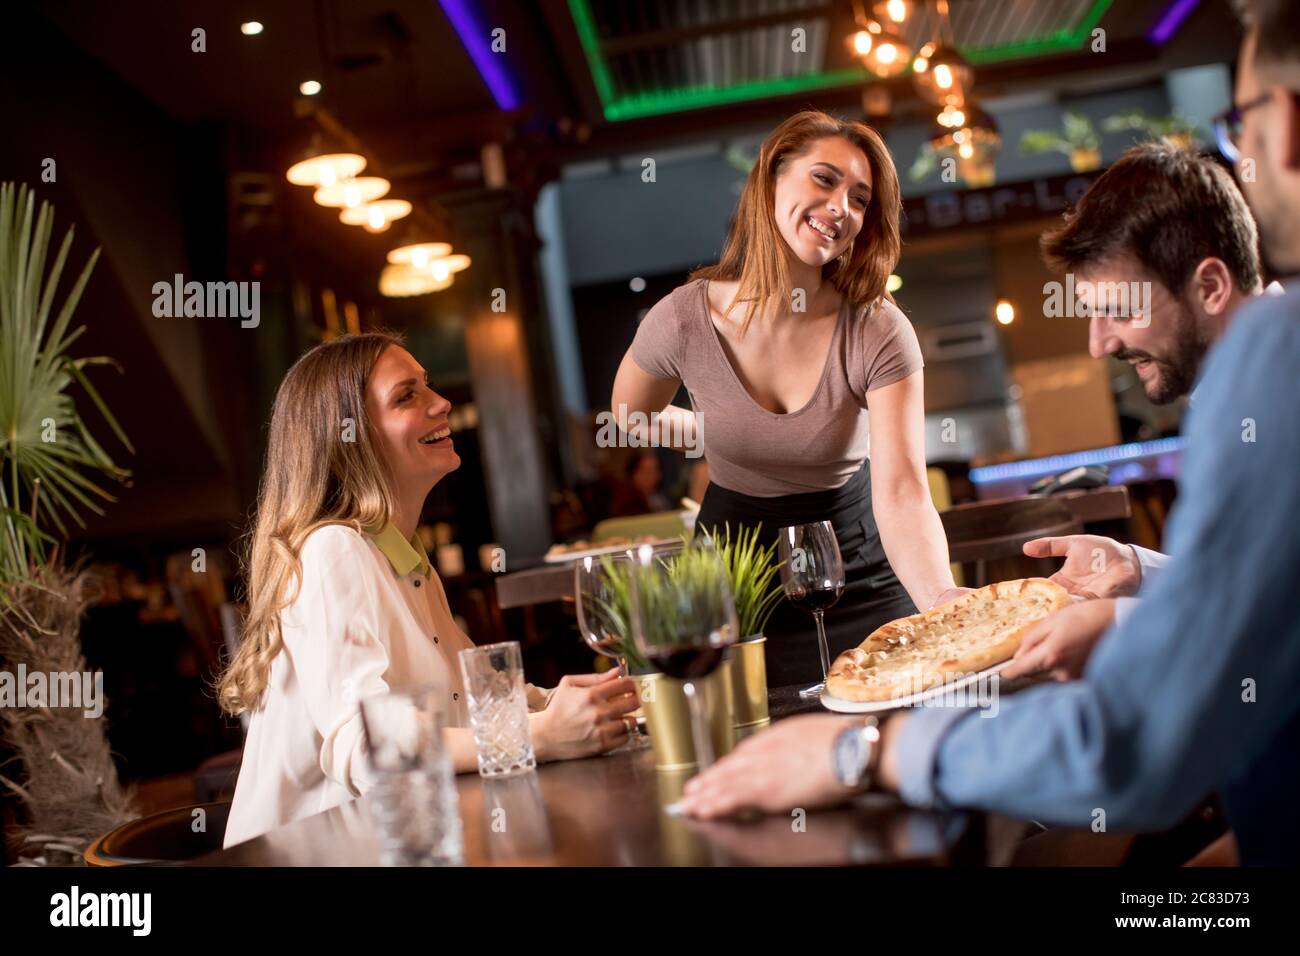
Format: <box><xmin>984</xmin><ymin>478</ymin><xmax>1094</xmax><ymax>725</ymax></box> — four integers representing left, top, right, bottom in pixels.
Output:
<box><xmin>778</xmin><ymin>521</ymin><xmax>845</xmax><ymax>699</ymax></box>
<box><xmin>574</xmin><ymin>553</ymin><xmax>648</xmax><ymax>751</ymax></box>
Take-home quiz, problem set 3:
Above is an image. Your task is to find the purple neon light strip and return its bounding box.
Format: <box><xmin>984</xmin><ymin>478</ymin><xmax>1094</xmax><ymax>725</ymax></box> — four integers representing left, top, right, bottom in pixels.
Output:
<box><xmin>1149</xmin><ymin>0</ymin><xmax>1201</xmax><ymax>45</ymax></box>
<box><xmin>437</xmin><ymin>0</ymin><xmax>520</xmax><ymax>110</ymax></box>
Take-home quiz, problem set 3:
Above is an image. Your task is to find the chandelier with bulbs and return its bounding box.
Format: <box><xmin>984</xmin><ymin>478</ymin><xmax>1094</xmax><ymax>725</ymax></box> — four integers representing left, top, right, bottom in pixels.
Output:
<box><xmin>848</xmin><ymin>0</ymin><xmax>1002</xmax><ymax>188</ymax></box>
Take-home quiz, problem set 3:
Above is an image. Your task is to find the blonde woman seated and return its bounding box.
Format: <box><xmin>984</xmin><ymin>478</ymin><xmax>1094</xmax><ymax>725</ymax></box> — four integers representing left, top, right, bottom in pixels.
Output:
<box><xmin>219</xmin><ymin>333</ymin><xmax>637</xmax><ymax>847</ymax></box>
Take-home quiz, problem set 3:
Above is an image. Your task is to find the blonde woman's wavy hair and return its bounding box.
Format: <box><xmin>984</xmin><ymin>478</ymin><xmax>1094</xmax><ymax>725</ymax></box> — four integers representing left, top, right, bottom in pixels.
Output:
<box><xmin>218</xmin><ymin>332</ymin><xmax>404</xmax><ymax>715</ymax></box>
<box><xmin>690</xmin><ymin>109</ymin><xmax>902</xmax><ymax>331</ymax></box>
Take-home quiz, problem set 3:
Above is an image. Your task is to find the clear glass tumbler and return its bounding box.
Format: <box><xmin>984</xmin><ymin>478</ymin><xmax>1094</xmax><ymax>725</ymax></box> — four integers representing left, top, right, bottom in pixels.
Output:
<box><xmin>359</xmin><ymin>685</ymin><xmax>464</xmax><ymax>866</ymax></box>
<box><xmin>458</xmin><ymin>641</ymin><xmax>537</xmax><ymax>777</ymax></box>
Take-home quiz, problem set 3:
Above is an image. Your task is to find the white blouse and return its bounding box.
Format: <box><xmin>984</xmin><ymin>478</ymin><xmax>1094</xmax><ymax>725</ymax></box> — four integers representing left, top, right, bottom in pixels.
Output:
<box><xmin>223</xmin><ymin>523</ymin><xmax>542</xmax><ymax>848</ymax></box>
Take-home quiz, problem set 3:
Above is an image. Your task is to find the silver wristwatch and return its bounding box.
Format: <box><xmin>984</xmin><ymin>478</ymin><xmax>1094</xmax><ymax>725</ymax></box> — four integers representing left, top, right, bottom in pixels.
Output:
<box><xmin>832</xmin><ymin>717</ymin><xmax>881</xmax><ymax>791</ymax></box>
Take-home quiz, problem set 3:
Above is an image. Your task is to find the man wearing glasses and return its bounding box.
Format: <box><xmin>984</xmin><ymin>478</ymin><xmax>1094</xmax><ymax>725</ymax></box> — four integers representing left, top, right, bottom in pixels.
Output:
<box><xmin>680</xmin><ymin>0</ymin><xmax>1300</xmax><ymax>866</ymax></box>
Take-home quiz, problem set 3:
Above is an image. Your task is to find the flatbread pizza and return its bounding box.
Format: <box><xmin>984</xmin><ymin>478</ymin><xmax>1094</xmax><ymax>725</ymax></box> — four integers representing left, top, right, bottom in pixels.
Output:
<box><xmin>825</xmin><ymin>578</ymin><xmax>1071</xmax><ymax>702</ymax></box>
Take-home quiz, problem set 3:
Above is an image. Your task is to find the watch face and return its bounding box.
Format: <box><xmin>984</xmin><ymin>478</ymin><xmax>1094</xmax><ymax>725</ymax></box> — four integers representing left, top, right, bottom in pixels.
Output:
<box><xmin>834</xmin><ymin>726</ymin><xmax>866</xmax><ymax>787</ymax></box>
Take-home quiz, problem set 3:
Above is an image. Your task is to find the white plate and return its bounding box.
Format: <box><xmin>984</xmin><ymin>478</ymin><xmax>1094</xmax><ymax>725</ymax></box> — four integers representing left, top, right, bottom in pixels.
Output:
<box><xmin>543</xmin><ymin>537</ymin><xmax>682</xmax><ymax>564</ymax></box>
<box><xmin>819</xmin><ymin>660</ymin><xmax>1012</xmax><ymax>713</ymax></box>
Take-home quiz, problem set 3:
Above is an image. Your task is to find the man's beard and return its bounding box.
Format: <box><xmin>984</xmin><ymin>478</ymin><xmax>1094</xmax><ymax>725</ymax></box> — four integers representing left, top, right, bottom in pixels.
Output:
<box><xmin>1114</xmin><ymin>304</ymin><xmax>1215</xmax><ymax>405</ymax></box>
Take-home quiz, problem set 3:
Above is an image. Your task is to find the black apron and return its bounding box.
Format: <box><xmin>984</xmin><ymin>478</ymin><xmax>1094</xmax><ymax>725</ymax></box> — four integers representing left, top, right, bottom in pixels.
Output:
<box><xmin>695</xmin><ymin>459</ymin><xmax>917</xmax><ymax>687</ymax></box>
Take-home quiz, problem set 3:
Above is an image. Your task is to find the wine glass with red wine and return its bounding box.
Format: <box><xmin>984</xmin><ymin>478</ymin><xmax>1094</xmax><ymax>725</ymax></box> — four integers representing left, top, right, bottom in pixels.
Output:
<box><xmin>778</xmin><ymin>521</ymin><xmax>845</xmax><ymax>699</ymax></box>
<box><xmin>626</xmin><ymin>537</ymin><xmax>738</xmax><ymax>772</ymax></box>
<box><xmin>573</xmin><ymin>553</ymin><xmax>648</xmax><ymax>751</ymax></box>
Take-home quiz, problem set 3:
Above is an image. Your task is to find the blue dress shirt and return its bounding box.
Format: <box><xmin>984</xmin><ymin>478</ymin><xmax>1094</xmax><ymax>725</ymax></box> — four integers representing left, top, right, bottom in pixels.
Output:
<box><xmin>895</xmin><ymin>287</ymin><xmax>1300</xmax><ymax>865</ymax></box>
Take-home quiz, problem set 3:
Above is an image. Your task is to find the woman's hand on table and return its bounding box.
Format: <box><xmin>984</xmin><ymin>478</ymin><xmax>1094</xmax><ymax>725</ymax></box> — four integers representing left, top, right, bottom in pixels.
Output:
<box><xmin>1022</xmin><ymin>534</ymin><xmax>1142</xmax><ymax>599</ymax></box>
<box><xmin>532</xmin><ymin>669</ymin><xmax>638</xmax><ymax>762</ymax></box>
<box><xmin>1002</xmin><ymin>598</ymin><xmax>1118</xmax><ymax>681</ymax></box>
<box><xmin>677</xmin><ymin>714</ymin><xmax>860</xmax><ymax>819</ymax></box>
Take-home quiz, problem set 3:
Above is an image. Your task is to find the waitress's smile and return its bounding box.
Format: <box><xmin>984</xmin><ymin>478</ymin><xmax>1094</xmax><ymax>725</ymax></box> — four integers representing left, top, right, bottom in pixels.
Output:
<box><xmin>804</xmin><ymin>213</ymin><xmax>841</xmax><ymax>242</ymax></box>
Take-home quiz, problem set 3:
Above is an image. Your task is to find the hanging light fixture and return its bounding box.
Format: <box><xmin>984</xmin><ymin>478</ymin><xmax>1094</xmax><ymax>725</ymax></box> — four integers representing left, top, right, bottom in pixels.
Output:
<box><xmin>285</xmin><ymin>135</ymin><xmax>367</xmax><ymax>188</ymax></box>
<box><xmin>928</xmin><ymin>103</ymin><xmax>1001</xmax><ymax>186</ymax></box>
<box><xmin>911</xmin><ymin>41</ymin><xmax>936</xmax><ymax>75</ymax></box>
<box><xmin>872</xmin><ymin>0</ymin><xmax>911</xmax><ymax>26</ymax></box>
<box><xmin>387</xmin><ymin>241</ymin><xmax>453</xmax><ymax>268</ymax></box>
<box><xmin>958</xmin><ymin>156</ymin><xmax>997</xmax><ymax>187</ymax></box>
<box><xmin>914</xmin><ymin>44</ymin><xmax>974</xmax><ymax>107</ymax></box>
<box><xmin>313</xmin><ymin>176</ymin><xmax>391</xmax><ymax>208</ymax></box>
<box><xmin>426</xmin><ymin>253</ymin><xmax>471</xmax><ymax>282</ymax></box>
<box><xmin>912</xmin><ymin>1</ymin><xmax>972</xmax><ymax>108</ymax></box>
<box><xmin>379</xmin><ymin>263</ymin><xmax>454</xmax><ymax>297</ymax></box>
<box><xmin>339</xmin><ymin>198</ymin><xmax>412</xmax><ymax>233</ymax></box>
<box><xmin>860</xmin><ymin>24</ymin><xmax>911</xmax><ymax>78</ymax></box>
<box><xmin>849</xmin><ymin>0</ymin><xmax>909</xmax><ymax>78</ymax></box>
<box><xmin>936</xmin><ymin>103</ymin><xmax>967</xmax><ymax>129</ymax></box>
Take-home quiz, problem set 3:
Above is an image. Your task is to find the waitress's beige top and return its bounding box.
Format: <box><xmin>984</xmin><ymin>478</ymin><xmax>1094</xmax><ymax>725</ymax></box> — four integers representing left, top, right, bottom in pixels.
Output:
<box><xmin>631</xmin><ymin>278</ymin><xmax>923</xmax><ymax>497</ymax></box>
<box><xmin>224</xmin><ymin>523</ymin><xmax>550</xmax><ymax>848</ymax></box>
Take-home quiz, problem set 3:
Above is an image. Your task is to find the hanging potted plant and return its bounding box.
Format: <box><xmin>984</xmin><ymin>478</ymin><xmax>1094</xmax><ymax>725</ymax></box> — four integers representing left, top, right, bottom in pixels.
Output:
<box><xmin>1018</xmin><ymin>110</ymin><xmax>1103</xmax><ymax>172</ymax></box>
<box><xmin>0</xmin><ymin>182</ymin><xmax>135</xmax><ymax>865</ymax></box>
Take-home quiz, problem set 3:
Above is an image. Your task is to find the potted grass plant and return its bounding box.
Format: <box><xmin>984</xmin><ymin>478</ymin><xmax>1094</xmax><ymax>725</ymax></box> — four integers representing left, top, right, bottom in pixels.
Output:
<box><xmin>713</xmin><ymin>523</ymin><xmax>783</xmax><ymax>734</ymax></box>
<box><xmin>587</xmin><ymin>528</ymin><xmax>784</xmax><ymax>768</ymax></box>
<box><xmin>0</xmin><ymin>182</ymin><xmax>135</xmax><ymax>865</ymax></box>
<box><xmin>595</xmin><ymin>540</ymin><xmax>736</xmax><ymax>771</ymax></box>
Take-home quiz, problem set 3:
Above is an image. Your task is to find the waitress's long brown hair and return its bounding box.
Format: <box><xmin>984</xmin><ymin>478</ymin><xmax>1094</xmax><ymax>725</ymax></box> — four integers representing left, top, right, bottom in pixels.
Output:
<box><xmin>218</xmin><ymin>332</ymin><xmax>404</xmax><ymax>715</ymax></box>
<box><xmin>691</xmin><ymin>110</ymin><xmax>902</xmax><ymax>331</ymax></box>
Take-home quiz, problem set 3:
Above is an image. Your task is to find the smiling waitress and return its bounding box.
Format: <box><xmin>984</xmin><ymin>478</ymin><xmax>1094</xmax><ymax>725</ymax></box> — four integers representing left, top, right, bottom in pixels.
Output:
<box><xmin>611</xmin><ymin>110</ymin><xmax>968</xmax><ymax>686</ymax></box>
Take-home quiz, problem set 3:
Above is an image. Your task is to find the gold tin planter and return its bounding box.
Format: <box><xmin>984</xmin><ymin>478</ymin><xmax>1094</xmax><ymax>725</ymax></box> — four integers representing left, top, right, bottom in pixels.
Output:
<box><xmin>727</xmin><ymin>635</ymin><xmax>770</xmax><ymax>738</ymax></box>
<box><xmin>635</xmin><ymin>663</ymin><xmax>736</xmax><ymax>772</ymax></box>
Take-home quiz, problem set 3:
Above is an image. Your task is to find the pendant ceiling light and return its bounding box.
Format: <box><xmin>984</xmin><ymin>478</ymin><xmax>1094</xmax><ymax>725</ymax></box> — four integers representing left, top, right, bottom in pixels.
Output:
<box><xmin>872</xmin><ymin>0</ymin><xmax>911</xmax><ymax>25</ymax></box>
<box><xmin>380</xmin><ymin>263</ymin><xmax>455</xmax><ymax>297</ymax></box>
<box><xmin>387</xmin><ymin>241</ymin><xmax>454</xmax><ymax>267</ymax></box>
<box><xmin>927</xmin><ymin>102</ymin><xmax>1001</xmax><ymax>185</ymax></box>
<box><xmin>850</xmin><ymin>27</ymin><xmax>874</xmax><ymax>58</ymax></box>
<box><xmin>914</xmin><ymin>44</ymin><xmax>973</xmax><ymax>107</ymax></box>
<box><xmin>861</xmin><ymin>25</ymin><xmax>911</xmax><ymax>78</ymax></box>
<box><xmin>286</xmin><ymin>151</ymin><xmax>365</xmax><ymax>187</ymax></box>
<box><xmin>849</xmin><ymin>0</ymin><xmax>910</xmax><ymax>78</ymax></box>
<box><xmin>286</xmin><ymin>136</ymin><xmax>367</xmax><ymax>188</ymax></box>
<box><xmin>313</xmin><ymin>176</ymin><xmax>391</xmax><ymax>208</ymax></box>
<box><xmin>912</xmin><ymin>1</ymin><xmax>971</xmax><ymax>107</ymax></box>
<box><xmin>426</xmin><ymin>253</ymin><xmax>471</xmax><ymax>282</ymax></box>
<box><xmin>339</xmin><ymin>198</ymin><xmax>412</xmax><ymax>233</ymax></box>
<box><xmin>911</xmin><ymin>40</ymin><xmax>936</xmax><ymax>74</ymax></box>
<box><xmin>936</xmin><ymin>103</ymin><xmax>967</xmax><ymax>128</ymax></box>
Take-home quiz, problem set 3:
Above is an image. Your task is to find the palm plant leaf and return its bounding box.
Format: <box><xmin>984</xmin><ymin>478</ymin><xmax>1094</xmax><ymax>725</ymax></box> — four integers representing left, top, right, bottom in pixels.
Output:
<box><xmin>0</xmin><ymin>182</ymin><xmax>131</xmax><ymax>580</ymax></box>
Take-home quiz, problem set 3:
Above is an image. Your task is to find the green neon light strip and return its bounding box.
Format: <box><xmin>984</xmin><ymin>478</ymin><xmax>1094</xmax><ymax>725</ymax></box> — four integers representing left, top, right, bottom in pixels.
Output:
<box><xmin>570</xmin><ymin>0</ymin><xmax>1114</xmax><ymax>121</ymax></box>
<box><xmin>605</xmin><ymin>68</ymin><xmax>871</xmax><ymax>121</ymax></box>
<box><xmin>567</xmin><ymin>0</ymin><xmax>617</xmax><ymax>107</ymax></box>
<box><xmin>964</xmin><ymin>0</ymin><xmax>1113</xmax><ymax>65</ymax></box>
